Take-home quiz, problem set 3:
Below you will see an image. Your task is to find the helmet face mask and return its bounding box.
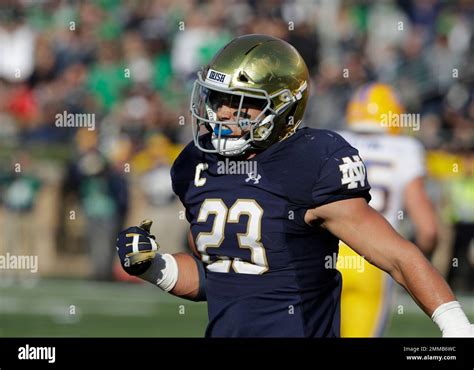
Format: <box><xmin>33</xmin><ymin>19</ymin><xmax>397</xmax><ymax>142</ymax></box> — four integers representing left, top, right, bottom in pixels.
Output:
<box><xmin>191</xmin><ymin>71</ymin><xmax>297</xmax><ymax>156</ymax></box>
<box><xmin>190</xmin><ymin>34</ymin><xmax>309</xmax><ymax>157</ymax></box>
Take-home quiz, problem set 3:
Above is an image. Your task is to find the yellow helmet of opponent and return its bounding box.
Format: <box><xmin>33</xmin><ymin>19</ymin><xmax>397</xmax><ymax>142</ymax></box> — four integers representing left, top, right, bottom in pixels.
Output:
<box><xmin>346</xmin><ymin>83</ymin><xmax>405</xmax><ymax>135</ymax></box>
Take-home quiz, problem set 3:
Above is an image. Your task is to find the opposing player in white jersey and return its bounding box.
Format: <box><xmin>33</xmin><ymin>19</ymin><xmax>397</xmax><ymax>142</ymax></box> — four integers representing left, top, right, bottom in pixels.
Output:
<box><xmin>338</xmin><ymin>83</ymin><xmax>438</xmax><ymax>337</ymax></box>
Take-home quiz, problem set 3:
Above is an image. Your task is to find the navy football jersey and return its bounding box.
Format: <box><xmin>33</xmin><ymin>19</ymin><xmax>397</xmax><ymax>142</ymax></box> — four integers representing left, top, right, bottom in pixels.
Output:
<box><xmin>170</xmin><ymin>127</ymin><xmax>371</xmax><ymax>337</ymax></box>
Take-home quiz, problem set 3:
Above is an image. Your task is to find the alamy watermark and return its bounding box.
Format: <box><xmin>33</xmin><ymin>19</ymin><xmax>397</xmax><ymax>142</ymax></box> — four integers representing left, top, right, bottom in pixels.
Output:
<box><xmin>216</xmin><ymin>158</ymin><xmax>261</xmax><ymax>184</ymax></box>
<box><xmin>380</xmin><ymin>111</ymin><xmax>420</xmax><ymax>131</ymax></box>
<box><xmin>0</xmin><ymin>253</ymin><xmax>38</xmax><ymax>273</ymax></box>
<box><xmin>55</xmin><ymin>110</ymin><xmax>95</xmax><ymax>131</ymax></box>
<box><xmin>217</xmin><ymin>158</ymin><xmax>258</xmax><ymax>176</ymax></box>
<box><xmin>325</xmin><ymin>252</ymin><xmax>365</xmax><ymax>273</ymax></box>
<box><xmin>18</xmin><ymin>344</ymin><xmax>55</xmax><ymax>363</ymax></box>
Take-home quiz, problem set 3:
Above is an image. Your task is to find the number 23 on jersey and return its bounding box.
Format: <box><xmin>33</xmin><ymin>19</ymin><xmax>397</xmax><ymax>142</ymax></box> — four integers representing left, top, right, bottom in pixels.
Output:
<box><xmin>195</xmin><ymin>199</ymin><xmax>269</xmax><ymax>275</ymax></box>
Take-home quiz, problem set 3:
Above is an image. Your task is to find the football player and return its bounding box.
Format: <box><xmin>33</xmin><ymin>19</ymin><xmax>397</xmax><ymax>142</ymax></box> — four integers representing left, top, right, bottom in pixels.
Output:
<box><xmin>338</xmin><ymin>83</ymin><xmax>439</xmax><ymax>337</ymax></box>
<box><xmin>116</xmin><ymin>34</ymin><xmax>473</xmax><ymax>337</ymax></box>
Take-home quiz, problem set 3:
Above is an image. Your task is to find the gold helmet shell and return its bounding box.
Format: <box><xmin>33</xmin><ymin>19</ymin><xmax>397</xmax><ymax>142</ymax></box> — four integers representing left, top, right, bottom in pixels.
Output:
<box><xmin>346</xmin><ymin>83</ymin><xmax>405</xmax><ymax>135</ymax></box>
<box><xmin>190</xmin><ymin>34</ymin><xmax>309</xmax><ymax>156</ymax></box>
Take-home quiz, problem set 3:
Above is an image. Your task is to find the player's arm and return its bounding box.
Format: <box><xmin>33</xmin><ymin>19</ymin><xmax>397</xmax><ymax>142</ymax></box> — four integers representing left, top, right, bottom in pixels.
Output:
<box><xmin>143</xmin><ymin>252</ymin><xmax>205</xmax><ymax>301</ymax></box>
<box><xmin>305</xmin><ymin>198</ymin><xmax>473</xmax><ymax>337</ymax></box>
<box><xmin>404</xmin><ymin>177</ymin><xmax>438</xmax><ymax>255</ymax></box>
<box><xmin>116</xmin><ymin>222</ymin><xmax>206</xmax><ymax>302</ymax></box>
<box><xmin>166</xmin><ymin>230</ymin><xmax>205</xmax><ymax>300</ymax></box>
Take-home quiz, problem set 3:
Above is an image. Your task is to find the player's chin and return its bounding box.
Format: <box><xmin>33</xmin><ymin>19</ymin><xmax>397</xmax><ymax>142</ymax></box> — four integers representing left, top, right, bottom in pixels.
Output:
<box><xmin>221</xmin><ymin>135</ymin><xmax>245</xmax><ymax>139</ymax></box>
<box><xmin>213</xmin><ymin>131</ymin><xmax>246</xmax><ymax>139</ymax></box>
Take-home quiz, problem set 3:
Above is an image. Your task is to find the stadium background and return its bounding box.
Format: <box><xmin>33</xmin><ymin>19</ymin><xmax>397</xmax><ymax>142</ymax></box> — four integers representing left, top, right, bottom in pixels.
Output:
<box><xmin>0</xmin><ymin>0</ymin><xmax>472</xmax><ymax>337</ymax></box>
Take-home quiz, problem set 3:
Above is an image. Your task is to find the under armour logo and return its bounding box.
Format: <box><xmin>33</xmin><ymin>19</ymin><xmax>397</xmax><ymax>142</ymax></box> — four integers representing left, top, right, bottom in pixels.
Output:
<box><xmin>339</xmin><ymin>155</ymin><xmax>366</xmax><ymax>189</ymax></box>
<box><xmin>245</xmin><ymin>172</ymin><xmax>261</xmax><ymax>184</ymax></box>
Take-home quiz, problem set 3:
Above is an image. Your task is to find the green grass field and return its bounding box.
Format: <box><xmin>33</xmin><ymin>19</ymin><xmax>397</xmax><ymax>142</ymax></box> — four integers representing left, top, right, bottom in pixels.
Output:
<box><xmin>0</xmin><ymin>278</ymin><xmax>472</xmax><ymax>337</ymax></box>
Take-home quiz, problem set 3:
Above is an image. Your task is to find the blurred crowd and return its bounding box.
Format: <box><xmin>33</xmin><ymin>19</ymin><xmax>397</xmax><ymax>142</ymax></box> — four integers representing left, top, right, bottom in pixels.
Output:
<box><xmin>0</xmin><ymin>0</ymin><xmax>472</xmax><ymax>289</ymax></box>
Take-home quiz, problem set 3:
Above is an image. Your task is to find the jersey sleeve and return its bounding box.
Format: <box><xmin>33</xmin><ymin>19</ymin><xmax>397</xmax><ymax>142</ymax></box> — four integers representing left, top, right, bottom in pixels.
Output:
<box><xmin>170</xmin><ymin>158</ymin><xmax>193</xmax><ymax>223</ymax></box>
<box><xmin>170</xmin><ymin>140</ymin><xmax>196</xmax><ymax>201</ymax></box>
<box><xmin>398</xmin><ymin>137</ymin><xmax>426</xmax><ymax>188</ymax></box>
<box><xmin>311</xmin><ymin>144</ymin><xmax>371</xmax><ymax>207</ymax></box>
<box><xmin>170</xmin><ymin>162</ymin><xmax>184</xmax><ymax>199</ymax></box>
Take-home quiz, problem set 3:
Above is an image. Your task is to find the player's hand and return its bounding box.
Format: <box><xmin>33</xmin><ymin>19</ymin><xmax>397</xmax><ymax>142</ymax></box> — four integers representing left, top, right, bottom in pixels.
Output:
<box><xmin>116</xmin><ymin>220</ymin><xmax>159</xmax><ymax>276</ymax></box>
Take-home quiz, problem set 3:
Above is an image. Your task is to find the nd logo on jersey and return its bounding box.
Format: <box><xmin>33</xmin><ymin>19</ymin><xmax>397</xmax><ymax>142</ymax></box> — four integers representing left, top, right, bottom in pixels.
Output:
<box><xmin>339</xmin><ymin>155</ymin><xmax>366</xmax><ymax>189</ymax></box>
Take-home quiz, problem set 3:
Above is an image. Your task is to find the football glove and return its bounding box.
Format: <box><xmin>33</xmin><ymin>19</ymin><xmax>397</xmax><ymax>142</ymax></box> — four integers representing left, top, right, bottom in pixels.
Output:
<box><xmin>116</xmin><ymin>219</ymin><xmax>159</xmax><ymax>276</ymax></box>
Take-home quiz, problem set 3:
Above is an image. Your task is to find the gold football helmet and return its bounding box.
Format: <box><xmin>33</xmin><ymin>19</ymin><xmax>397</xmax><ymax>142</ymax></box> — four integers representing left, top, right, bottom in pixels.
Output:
<box><xmin>346</xmin><ymin>83</ymin><xmax>405</xmax><ymax>135</ymax></box>
<box><xmin>190</xmin><ymin>34</ymin><xmax>309</xmax><ymax>156</ymax></box>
